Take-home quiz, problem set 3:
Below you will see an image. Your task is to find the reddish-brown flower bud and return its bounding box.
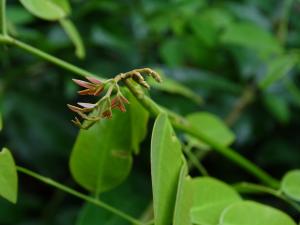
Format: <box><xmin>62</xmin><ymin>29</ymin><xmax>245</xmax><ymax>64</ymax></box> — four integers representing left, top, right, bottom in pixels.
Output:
<box><xmin>86</xmin><ymin>76</ymin><xmax>102</xmax><ymax>84</ymax></box>
<box><xmin>67</xmin><ymin>104</ymin><xmax>82</xmax><ymax>113</ymax></box>
<box><xmin>120</xmin><ymin>95</ymin><xmax>129</xmax><ymax>104</ymax></box>
<box><xmin>67</xmin><ymin>103</ymin><xmax>95</xmax><ymax>114</ymax></box>
<box><xmin>111</xmin><ymin>95</ymin><xmax>129</xmax><ymax>112</ymax></box>
<box><xmin>93</xmin><ymin>85</ymin><xmax>104</xmax><ymax>96</ymax></box>
<box><xmin>73</xmin><ymin>78</ymin><xmax>104</xmax><ymax>96</ymax></box>
<box><xmin>99</xmin><ymin>97</ymin><xmax>113</xmax><ymax>119</ymax></box>
<box><xmin>72</xmin><ymin>79</ymin><xmax>94</xmax><ymax>89</ymax></box>
<box><xmin>71</xmin><ymin>117</ymin><xmax>82</xmax><ymax>127</ymax></box>
<box><xmin>78</xmin><ymin>89</ymin><xmax>94</xmax><ymax>95</ymax></box>
<box><xmin>102</xmin><ymin>109</ymin><xmax>112</xmax><ymax>119</ymax></box>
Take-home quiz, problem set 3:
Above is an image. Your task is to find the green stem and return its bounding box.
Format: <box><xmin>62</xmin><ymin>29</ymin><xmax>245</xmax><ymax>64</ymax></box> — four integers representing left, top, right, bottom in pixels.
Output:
<box><xmin>174</xmin><ymin>121</ymin><xmax>279</xmax><ymax>188</ymax></box>
<box><xmin>0</xmin><ymin>35</ymin><xmax>279</xmax><ymax>188</ymax></box>
<box><xmin>16</xmin><ymin>166</ymin><xmax>143</xmax><ymax>225</ymax></box>
<box><xmin>234</xmin><ymin>182</ymin><xmax>300</xmax><ymax>212</ymax></box>
<box><xmin>183</xmin><ymin>144</ymin><xmax>208</xmax><ymax>176</ymax></box>
<box><xmin>139</xmin><ymin>201</ymin><xmax>154</xmax><ymax>224</ymax></box>
<box><xmin>225</xmin><ymin>85</ymin><xmax>255</xmax><ymax>126</ymax></box>
<box><xmin>125</xmin><ymin>80</ymin><xmax>280</xmax><ymax>189</ymax></box>
<box><xmin>0</xmin><ymin>35</ymin><xmax>101</xmax><ymax>80</ymax></box>
<box><xmin>0</xmin><ymin>0</ymin><xmax>7</xmax><ymax>36</ymax></box>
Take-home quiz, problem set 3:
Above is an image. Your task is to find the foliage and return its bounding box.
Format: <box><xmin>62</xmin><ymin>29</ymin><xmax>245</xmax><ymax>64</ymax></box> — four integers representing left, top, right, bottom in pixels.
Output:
<box><xmin>1</xmin><ymin>0</ymin><xmax>300</xmax><ymax>225</ymax></box>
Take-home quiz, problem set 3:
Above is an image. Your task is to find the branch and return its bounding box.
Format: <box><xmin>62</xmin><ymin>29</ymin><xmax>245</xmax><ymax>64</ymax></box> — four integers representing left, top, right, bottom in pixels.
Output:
<box><xmin>234</xmin><ymin>182</ymin><xmax>300</xmax><ymax>212</ymax></box>
<box><xmin>125</xmin><ymin>79</ymin><xmax>279</xmax><ymax>189</ymax></box>
<box><xmin>17</xmin><ymin>166</ymin><xmax>144</xmax><ymax>225</ymax></box>
<box><xmin>0</xmin><ymin>35</ymin><xmax>279</xmax><ymax>188</ymax></box>
<box><xmin>225</xmin><ymin>85</ymin><xmax>255</xmax><ymax>126</ymax></box>
<box><xmin>0</xmin><ymin>35</ymin><xmax>98</xmax><ymax>79</ymax></box>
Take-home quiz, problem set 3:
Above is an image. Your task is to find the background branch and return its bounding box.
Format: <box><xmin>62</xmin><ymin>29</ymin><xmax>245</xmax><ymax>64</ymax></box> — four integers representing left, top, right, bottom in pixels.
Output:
<box><xmin>0</xmin><ymin>35</ymin><xmax>279</xmax><ymax>188</ymax></box>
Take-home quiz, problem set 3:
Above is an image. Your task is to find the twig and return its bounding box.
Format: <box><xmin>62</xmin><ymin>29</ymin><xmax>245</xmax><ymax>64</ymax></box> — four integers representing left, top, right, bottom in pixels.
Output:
<box><xmin>0</xmin><ymin>34</ymin><xmax>279</xmax><ymax>188</ymax></box>
<box><xmin>125</xmin><ymin>79</ymin><xmax>279</xmax><ymax>189</ymax></box>
<box><xmin>234</xmin><ymin>182</ymin><xmax>300</xmax><ymax>212</ymax></box>
<box><xmin>225</xmin><ymin>85</ymin><xmax>255</xmax><ymax>126</ymax></box>
<box><xmin>17</xmin><ymin>166</ymin><xmax>143</xmax><ymax>225</ymax></box>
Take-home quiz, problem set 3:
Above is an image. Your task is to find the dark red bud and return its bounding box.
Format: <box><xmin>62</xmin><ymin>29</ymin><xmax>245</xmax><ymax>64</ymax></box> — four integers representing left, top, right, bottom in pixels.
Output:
<box><xmin>102</xmin><ymin>110</ymin><xmax>112</xmax><ymax>119</ymax></box>
<box><xmin>72</xmin><ymin>79</ymin><xmax>94</xmax><ymax>89</ymax></box>
<box><xmin>86</xmin><ymin>77</ymin><xmax>102</xmax><ymax>84</ymax></box>
<box><xmin>93</xmin><ymin>85</ymin><xmax>104</xmax><ymax>96</ymax></box>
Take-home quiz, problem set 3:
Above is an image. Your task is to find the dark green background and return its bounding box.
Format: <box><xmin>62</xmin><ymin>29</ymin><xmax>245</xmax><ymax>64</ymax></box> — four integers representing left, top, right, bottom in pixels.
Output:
<box><xmin>1</xmin><ymin>0</ymin><xmax>300</xmax><ymax>224</ymax></box>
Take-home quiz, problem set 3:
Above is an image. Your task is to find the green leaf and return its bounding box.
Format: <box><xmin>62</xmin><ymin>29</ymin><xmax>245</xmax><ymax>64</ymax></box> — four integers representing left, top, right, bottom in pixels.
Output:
<box><xmin>191</xmin><ymin>177</ymin><xmax>241</xmax><ymax>225</ymax></box>
<box><xmin>219</xmin><ymin>201</ymin><xmax>296</xmax><ymax>225</ymax></box>
<box><xmin>60</xmin><ymin>19</ymin><xmax>85</xmax><ymax>59</ymax></box>
<box><xmin>70</xmin><ymin>92</ymin><xmax>148</xmax><ymax>194</ymax></box>
<box><xmin>0</xmin><ymin>148</ymin><xmax>18</xmax><ymax>204</ymax></box>
<box><xmin>7</xmin><ymin>6</ymin><xmax>35</xmax><ymax>25</ymax></box>
<box><xmin>284</xmin><ymin>78</ymin><xmax>300</xmax><ymax>108</ymax></box>
<box><xmin>91</xmin><ymin>26</ymin><xmax>128</xmax><ymax>50</ymax></box>
<box><xmin>51</xmin><ymin>0</ymin><xmax>71</xmax><ymax>15</ymax></box>
<box><xmin>0</xmin><ymin>112</ymin><xmax>2</xmax><ymax>131</ymax></box>
<box><xmin>186</xmin><ymin>112</ymin><xmax>235</xmax><ymax>150</ymax></box>
<box><xmin>160</xmin><ymin>39</ymin><xmax>184</xmax><ymax>66</ymax></box>
<box><xmin>129</xmin><ymin>90</ymin><xmax>149</xmax><ymax>154</ymax></box>
<box><xmin>173</xmin><ymin>158</ymin><xmax>193</xmax><ymax>225</ymax></box>
<box><xmin>77</xmin><ymin>203</ymin><xmax>126</xmax><ymax>225</ymax></box>
<box><xmin>148</xmin><ymin>73</ymin><xmax>204</xmax><ymax>105</ymax></box>
<box><xmin>76</xmin><ymin>172</ymin><xmax>151</xmax><ymax>225</ymax></box>
<box><xmin>151</xmin><ymin>113</ymin><xmax>183</xmax><ymax>225</ymax></box>
<box><xmin>259</xmin><ymin>54</ymin><xmax>298</xmax><ymax>90</ymax></box>
<box><xmin>190</xmin><ymin>8</ymin><xmax>233</xmax><ymax>47</ymax></box>
<box><xmin>263</xmin><ymin>94</ymin><xmax>290</xmax><ymax>124</ymax></box>
<box><xmin>19</xmin><ymin>0</ymin><xmax>68</xmax><ymax>21</ymax></box>
<box><xmin>221</xmin><ymin>22</ymin><xmax>282</xmax><ymax>55</ymax></box>
<box><xmin>281</xmin><ymin>170</ymin><xmax>300</xmax><ymax>202</ymax></box>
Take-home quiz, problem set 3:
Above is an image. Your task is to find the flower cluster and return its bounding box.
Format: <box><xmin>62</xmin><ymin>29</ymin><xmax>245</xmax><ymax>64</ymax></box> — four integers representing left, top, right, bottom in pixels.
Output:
<box><xmin>68</xmin><ymin>68</ymin><xmax>161</xmax><ymax>129</ymax></box>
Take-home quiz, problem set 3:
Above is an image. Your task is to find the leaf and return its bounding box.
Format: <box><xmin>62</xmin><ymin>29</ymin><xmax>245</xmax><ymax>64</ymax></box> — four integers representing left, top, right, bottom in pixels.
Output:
<box><xmin>281</xmin><ymin>170</ymin><xmax>300</xmax><ymax>202</ymax></box>
<box><xmin>191</xmin><ymin>177</ymin><xmax>242</xmax><ymax>225</ymax></box>
<box><xmin>284</xmin><ymin>78</ymin><xmax>300</xmax><ymax>108</ymax></box>
<box><xmin>0</xmin><ymin>148</ymin><xmax>18</xmax><ymax>203</ymax></box>
<box><xmin>160</xmin><ymin>39</ymin><xmax>184</xmax><ymax>66</ymax></box>
<box><xmin>77</xmin><ymin>203</ymin><xmax>126</xmax><ymax>225</ymax></box>
<box><xmin>148</xmin><ymin>73</ymin><xmax>204</xmax><ymax>105</ymax></box>
<box><xmin>263</xmin><ymin>94</ymin><xmax>290</xmax><ymax>124</ymax></box>
<box><xmin>128</xmin><ymin>89</ymin><xmax>149</xmax><ymax>154</ymax></box>
<box><xmin>190</xmin><ymin>8</ymin><xmax>233</xmax><ymax>47</ymax></box>
<box><xmin>186</xmin><ymin>112</ymin><xmax>235</xmax><ymax>150</ymax></box>
<box><xmin>70</xmin><ymin>92</ymin><xmax>148</xmax><ymax>194</ymax></box>
<box><xmin>51</xmin><ymin>0</ymin><xmax>71</xmax><ymax>15</ymax></box>
<box><xmin>91</xmin><ymin>26</ymin><xmax>128</xmax><ymax>50</ymax></box>
<box><xmin>173</xmin><ymin>158</ymin><xmax>193</xmax><ymax>225</ymax></box>
<box><xmin>221</xmin><ymin>22</ymin><xmax>282</xmax><ymax>55</ymax></box>
<box><xmin>151</xmin><ymin>113</ymin><xmax>183</xmax><ymax>225</ymax></box>
<box><xmin>60</xmin><ymin>19</ymin><xmax>85</xmax><ymax>59</ymax></box>
<box><xmin>0</xmin><ymin>112</ymin><xmax>2</xmax><ymax>131</ymax></box>
<box><xmin>19</xmin><ymin>0</ymin><xmax>68</xmax><ymax>21</ymax></box>
<box><xmin>259</xmin><ymin>54</ymin><xmax>298</xmax><ymax>90</ymax></box>
<box><xmin>76</xmin><ymin>172</ymin><xmax>151</xmax><ymax>225</ymax></box>
<box><xmin>7</xmin><ymin>6</ymin><xmax>35</xmax><ymax>25</ymax></box>
<box><xmin>219</xmin><ymin>201</ymin><xmax>296</xmax><ymax>225</ymax></box>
